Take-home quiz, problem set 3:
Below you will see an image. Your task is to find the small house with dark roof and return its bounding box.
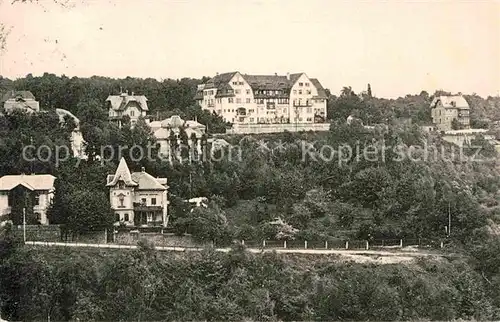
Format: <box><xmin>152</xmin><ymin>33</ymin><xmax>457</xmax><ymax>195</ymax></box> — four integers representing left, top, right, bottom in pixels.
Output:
<box><xmin>194</xmin><ymin>71</ymin><xmax>328</xmax><ymax>126</ymax></box>
<box><xmin>0</xmin><ymin>174</ymin><xmax>56</xmax><ymax>225</ymax></box>
<box><xmin>106</xmin><ymin>158</ymin><xmax>169</xmax><ymax>227</ymax></box>
<box><xmin>106</xmin><ymin>91</ymin><xmax>149</xmax><ymax>128</ymax></box>
<box><xmin>2</xmin><ymin>90</ymin><xmax>40</xmax><ymax>114</ymax></box>
<box><xmin>430</xmin><ymin>94</ymin><xmax>470</xmax><ymax>131</ymax></box>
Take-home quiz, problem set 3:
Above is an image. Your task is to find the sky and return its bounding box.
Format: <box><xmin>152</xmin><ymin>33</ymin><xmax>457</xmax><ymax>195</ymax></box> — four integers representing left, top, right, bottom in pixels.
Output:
<box><xmin>0</xmin><ymin>0</ymin><xmax>499</xmax><ymax>98</ymax></box>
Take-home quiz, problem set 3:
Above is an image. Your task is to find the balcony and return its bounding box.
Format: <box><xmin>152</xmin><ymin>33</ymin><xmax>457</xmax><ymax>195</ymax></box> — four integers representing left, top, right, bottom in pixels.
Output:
<box><xmin>133</xmin><ymin>202</ymin><xmax>163</xmax><ymax>212</ymax></box>
<box><xmin>293</xmin><ymin>102</ymin><xmax>312</xmax><ymax>107</ymax></box>
<box><xmin>237</xmin><ymin>107</ymin><xmax>247</xmax><ymax>116</ymax></box>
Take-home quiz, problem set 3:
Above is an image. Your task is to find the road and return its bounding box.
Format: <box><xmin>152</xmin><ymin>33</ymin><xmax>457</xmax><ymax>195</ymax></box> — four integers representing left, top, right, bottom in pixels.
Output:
<box><xmin>25</xmin><ymin>241</ymin><xmax>448</xmax><ymax>262</ymax></box>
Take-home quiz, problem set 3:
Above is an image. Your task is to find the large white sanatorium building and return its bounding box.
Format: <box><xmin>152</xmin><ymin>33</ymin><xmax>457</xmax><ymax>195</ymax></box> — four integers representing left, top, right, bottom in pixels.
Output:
<box><xmin>194</xmin><ymin>72</ymin><xmax>328</xmax><ymax>125</ymax></box>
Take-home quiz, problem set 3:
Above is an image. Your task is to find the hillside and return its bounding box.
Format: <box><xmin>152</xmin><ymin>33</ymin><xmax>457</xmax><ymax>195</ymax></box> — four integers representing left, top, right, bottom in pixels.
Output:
<box><xmin>0</xmin><ymin>238</ymin><xmax>499</xmax><ymax>321</ymax></box>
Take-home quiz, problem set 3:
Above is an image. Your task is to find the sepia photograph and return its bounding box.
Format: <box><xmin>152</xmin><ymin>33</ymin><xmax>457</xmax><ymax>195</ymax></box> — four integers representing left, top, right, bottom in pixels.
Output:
<box><xmin>0</xmin><ymin>0</ymin><xmax>499</xmax><ymax>321</ymax></box>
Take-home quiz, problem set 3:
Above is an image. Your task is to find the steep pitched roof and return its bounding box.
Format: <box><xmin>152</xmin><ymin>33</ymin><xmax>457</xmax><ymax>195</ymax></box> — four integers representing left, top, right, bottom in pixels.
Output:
<box><xmin>106</xmin><ymin>158</ymin><xmax>138</xmax><ymax>187</ymax></box>
<box><xmin>204</xmin><ymin>72</ymin><xmax>238</xmax><ymax>90</ymax></box>
<box><xmin>242</xmin><ymin>75</ymin><xmax>290</xmax><ymax>91</ymax></box>
<box><xmin>0</xmin><ymin>174</ymin><xmax>56</xmax><ymax>191</ymax></box>
<box><xmin>288</xmin><ymin>73</ymin><xmax>303</xmax><ymax>85</ymax></box>
<box><xmin>195</xmin><ymin>72</ymin><xmax>326</xmax><ymax>99</ymax></box>
<box><xmin>106</xmin><ymin>94</ymin><xmax>149</xmax><ymax>111</ymax></box>
<box><xmin>310</xmin><ymin>78</ymin><xmax>328</xmax><ymax>99</ymax></box>
<box><xmin>131</xmin><ymin>172</ymin><xmax>167</xmax><ymax>190</ymax></box>
<box><xmin>431</xmin><ymin>95</ymin><xmax>469</xmax><ymax>110</ymax></box>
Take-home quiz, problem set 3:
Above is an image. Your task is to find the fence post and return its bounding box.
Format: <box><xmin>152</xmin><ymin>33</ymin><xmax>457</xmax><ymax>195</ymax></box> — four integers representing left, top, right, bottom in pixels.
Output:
<box><xmin>400</xmin><ymin>239</ymin><xmax>403</xmax><ymax>248</ymax></box>
<box><xmin>263</xmin><ymin>240</ymin><xmax>266</xmax><ymax>248</ymax></box>
<box><xmin>241</xmin><ymin>240</ymin><xmax>245</xmax><ymax>246</ymax></box>
<box><xmin>440</xmin><ymin>241</ymin><xmax>444</xmax><ymax>248</ymax></box>
<box><xmin>304</xmin><ymin>240</ymin><xmax>308</xmax><ymax>249</ymax></box>
<box><xmin>284</xmin><ymin>240</ymin><xmax>287</xmax><ymax>248</ymax></box>
<box><xmin>325</xmin><ymin>241</ymin><xmax>328</xmax><ymax>249</ymax></box>
<box><xmin>366</xmin><ymin>240</ymin><xmax>369</xmax><ymax>250</ymax></box>
<box><xmin>104</xmin><ymin>228</ymin><xmax>107</xmax><ymax>244</ymax></box>
<box><xmin>345</xmin><ymin>241</ymin><xmax>349</xmax><ymax>249</ymax></box>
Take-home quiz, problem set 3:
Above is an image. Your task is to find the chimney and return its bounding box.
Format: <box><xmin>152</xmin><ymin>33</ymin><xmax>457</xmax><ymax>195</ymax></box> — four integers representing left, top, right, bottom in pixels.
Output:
<box><xmin>141</xmin><ymin>167</ymin><xmax>145</xmax><ymax>172</ymax></box>
<box><xmin>275</xmin><ymin>72</ymin><xmax>277</xmax><ymax>76</ymax></box>
<box><xmin>286</xmin><ymin>72</ymin><xmax>290</xmax><ymax>80</ymax></box>
<box><xmin>216</xmin><ymin>72</ymin><xmax>219</xmax><ymax>76</ymax></box>
<box><xmin>132</xmin><ymin>91</ymin><xmax>135</xmax><ymax>96</ymax></box>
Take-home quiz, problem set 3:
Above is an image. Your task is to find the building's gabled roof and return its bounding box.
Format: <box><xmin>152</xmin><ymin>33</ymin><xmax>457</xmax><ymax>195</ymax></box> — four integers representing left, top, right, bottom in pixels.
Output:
<box><xmin>195</xmin><ymin>71</ymin><xmax>327</xmax><ymax>100</ymax></box>
<box><xmin>430</xmin><ymin>95</ymin><xmax>469</xmax><ymax>110</ymax></box>
<box><xmin>242</xmin><ymin>75</ymin><xmax>290</xmax><ymax>91</ymax></box>
<box><xmin>106</xmin><ymin>94</ymin><xmax>149</xmax><ymax>111</ymax></box>
<box><xmin>185</xmin><ymin>120</ymin><xmax>206</xmax><ymax>129</ymax></box>
<box><xmin>106</xmin><ymin>157</ymin><xmax>138</xmax><ymax>187</ymax></box>
<box><xmin>310</xmin><ymin>78</ymin><xmax>328</xmax><ymax>99</ymax></box>
<box><xmin>0</xmin><ymin>174</ymin><xmax>56</xmax><ymax>191</ymax></box>
<box><xmin>288</xmin><ymin>73</ymin><xmax>303</xmax><ymax>85</ymax></box>
<box><xmin>153</xmin><ymin>128</ymin><xmax>171</xmax><ymax>140</ymax></box>
<box><xmin>1</xmin><ymin>90</ymin><xmax>36</xmax><ymax>103</ymax></box>
<box><xmin>131</xmin><ymin>171</ymin><xmax>167</xmax><ymax>191</ymax></box>
<box><xmin>107</xmin><ymin>158</ymin><xmax>167</xmax><ymax>190</ymax></box>
<box><xmin>161</xmin><ymin>115</ymin><xmax>184</xmax><ymax>128</ymax></box>
<box><xmin>204</xmin><ymin>72</ymin><xmax>238</xmax><ymax>90</ymax></box>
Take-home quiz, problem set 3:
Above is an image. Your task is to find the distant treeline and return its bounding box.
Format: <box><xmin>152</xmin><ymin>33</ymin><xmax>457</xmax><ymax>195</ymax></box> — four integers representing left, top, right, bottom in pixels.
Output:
<box><xmin>0</xmin><ymin>73</ymin><xmax>210</xmax><ymax>120</ymax></box>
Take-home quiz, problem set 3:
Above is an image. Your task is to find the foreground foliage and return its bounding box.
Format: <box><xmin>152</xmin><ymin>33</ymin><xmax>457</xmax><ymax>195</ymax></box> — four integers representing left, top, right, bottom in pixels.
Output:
<box><xmin>0</xmin><ymin>238</ymin><xmax>499</xmax><ymax>321</ymax></box>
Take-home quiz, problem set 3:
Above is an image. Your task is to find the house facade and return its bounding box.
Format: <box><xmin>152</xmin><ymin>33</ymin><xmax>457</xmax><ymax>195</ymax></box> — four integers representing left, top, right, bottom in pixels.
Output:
<box><xmin>2</xmin><ymin>91</ymin><xmax>40</xmax><ymax>114</ymax></box>
<box><xmin>107</xmin><ymin>158</ymin><xmax>169</xmax><ymax>227</ymax></box>
<box><xmin>149</xmin><ymin>115</ymin><xmax>206</xmax><ymax>161</ymax></box>
<box><xmin>430</xmin><ymin>95</ymin><xmax>470</xmax><ymax>131</ymax></box>
<box><xmin>106</xmin><ymin>92</ymin><xmax>149</xmax><ymax>128</ymax></box>
<box><xmin>194</xmin><ymin>72</ymin><xmax>328</xmax><ymax>125</ymax></box>
<box><xmin>0</xmin><ymin>174</ymin><xmax>56</xmax><ymax>225</ymax></box>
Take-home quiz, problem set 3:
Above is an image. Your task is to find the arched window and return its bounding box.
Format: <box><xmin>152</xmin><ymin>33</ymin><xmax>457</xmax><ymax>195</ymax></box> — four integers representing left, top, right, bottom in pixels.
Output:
<box><xmin>115</xmin><ymin>213</ymin><xmax>120</xmax><ymax>222</ymax></box>
<box><xmin>119</xmin><ymin>195</ymin><xmax>125</xmax><ymax>207</ymax></box>
<box><xmin>124</xmin><ymin>213</ymin><xmax>129</xmax><ymax>221</ymax></box>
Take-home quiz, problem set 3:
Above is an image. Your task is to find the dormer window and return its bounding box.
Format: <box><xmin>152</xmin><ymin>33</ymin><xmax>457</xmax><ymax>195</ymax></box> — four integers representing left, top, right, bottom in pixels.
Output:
<box><xmin>118</xmin><ymin>181</ymin><xmax>125</xmax><ymax>189</ymax></box>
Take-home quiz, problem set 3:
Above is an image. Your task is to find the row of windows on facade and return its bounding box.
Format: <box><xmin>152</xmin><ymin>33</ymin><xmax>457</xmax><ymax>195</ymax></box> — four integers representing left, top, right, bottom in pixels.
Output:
<box><xmin>7</xmin><ymin>194</ymin><xmax>40</xmax><ymax>207</ymax></box>
<box><xmin>246</xmin><ymin>117</ymin><xmax>313</xmax><ymax>122</ymax></box>
<box><xmin>223</xmin><ymin>116</ymin><xmax>314</xmax><ymax>123</ymax></box>
<box><xmin>206</xmin><ymin>97</ymin><xmax>323</xmax><ymax>106</ymax></box>
<box><xmin>231</xmin><ymin>81</ymin><xmax>311</xmax><ymax>87</ymax></box>
<box><xmin>117</xmin><ymin>196</ymin><xmax>157</xmax><ymax>208</ymax></box>
<box><xmin>204</xmin><ymin>87</ymin><xmax>312</xmax><ymax>97</ymax></box>
<box><xmin>218</xmin><ymin>106</ymin><xmax>324</xmax><ymax>115</ymax></box>
<box><xmin>434</xmin><ymin>110</ymin><xmax>470</xmax><ymax>117</ymax></box>
<box><xmin>115</xmin><ymin>213</ymin><xmax>156</xmax><ymax>222</ymax></box>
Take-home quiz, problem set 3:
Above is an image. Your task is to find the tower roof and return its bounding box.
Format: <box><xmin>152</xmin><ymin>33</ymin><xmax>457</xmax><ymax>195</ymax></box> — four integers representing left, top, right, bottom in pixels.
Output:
<box><xmin>106</xmin><ymin>157</ymin><xmax>138</xmax><ymax>187</ymax></box>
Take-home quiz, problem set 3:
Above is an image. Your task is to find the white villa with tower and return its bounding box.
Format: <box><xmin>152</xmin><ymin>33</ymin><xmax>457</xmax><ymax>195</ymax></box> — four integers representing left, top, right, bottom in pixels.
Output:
<box><xmin>107</xmin><ymin>158</ymin><xmax>169</xmax><ymax>227</ymax></box>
